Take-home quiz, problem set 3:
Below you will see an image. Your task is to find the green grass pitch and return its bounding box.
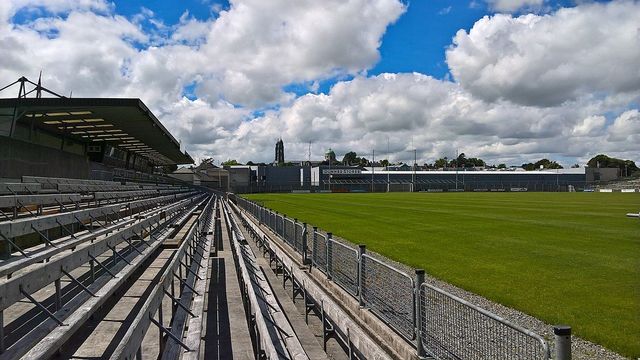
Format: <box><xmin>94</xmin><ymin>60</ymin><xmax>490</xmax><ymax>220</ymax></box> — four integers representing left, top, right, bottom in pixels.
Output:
<box><xmin>243</xmin><ymin>192</ymin><xmax>640</xmax><ymax>357</ymax></box>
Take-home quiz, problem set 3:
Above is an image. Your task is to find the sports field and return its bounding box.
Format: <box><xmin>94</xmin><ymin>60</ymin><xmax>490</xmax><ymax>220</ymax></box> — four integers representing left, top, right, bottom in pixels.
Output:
<box><xmin>243</xmin><ymin>192</ymin><xmax>640</xmax><ymax>357</ymax></box>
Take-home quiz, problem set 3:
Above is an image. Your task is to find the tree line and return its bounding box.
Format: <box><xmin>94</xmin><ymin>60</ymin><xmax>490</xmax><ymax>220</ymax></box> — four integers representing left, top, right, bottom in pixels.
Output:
<box><xmin>204</xmin><ymin>153</ymin><xmax>638</xmax><ymax>175</ymax></box>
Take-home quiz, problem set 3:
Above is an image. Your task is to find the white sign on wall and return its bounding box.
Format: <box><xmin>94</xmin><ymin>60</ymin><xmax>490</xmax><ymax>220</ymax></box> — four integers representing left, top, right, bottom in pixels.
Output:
<box><xmin>322</xmin><ymin>169</ymin><xmax>361</xmax><ymax>175</ymax></box>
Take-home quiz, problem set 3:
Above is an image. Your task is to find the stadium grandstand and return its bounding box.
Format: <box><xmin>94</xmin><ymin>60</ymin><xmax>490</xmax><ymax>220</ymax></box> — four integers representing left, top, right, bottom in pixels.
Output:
<box><xmin>0</xmin><ymin>76</ymin><xmax>193</xmax><ymax>181</ymax></box>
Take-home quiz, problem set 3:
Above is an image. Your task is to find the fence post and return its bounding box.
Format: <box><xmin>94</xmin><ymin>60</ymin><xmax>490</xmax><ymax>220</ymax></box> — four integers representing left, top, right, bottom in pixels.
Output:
<box><xmin>554</xmin><ymin>325</ymin><xmax>571</xmax><ymax>360</ymax></box>
<box><xmin>282</xmin><ymin>215</ymin><xmax>286</xmax><ymax>238</ymax></box>
<box><xmin>302</xmin><ymin>222</ymin><xmax>308</xmax><ymax>265</ymax></box>
<box><xmin>357</xmin><ymin>244</ymin><xmax>366</xmax><ymax>307</ymax></box>
<box><xmin>280</xmin><ymin>214</ymin><xmax>285</xmax><ymax>238</ymax></box>
<box><xmin>311</xmin><ymin>226</ymin><xmax>318</xmax><ymax>269</ymax></box>
<box><xmin>326</xmin><ymin>233</ymin><xmax>332</xmax><ymax>279</ymax></box>
<box><xmin>294</xmin><ymin>218</ymin><xmax>298</xmax><ymax>249</ymax></box>
<box><xmin>415</xmin><ymin>269</ymin><xmax>426</xmax><ymax>358</ymax></box>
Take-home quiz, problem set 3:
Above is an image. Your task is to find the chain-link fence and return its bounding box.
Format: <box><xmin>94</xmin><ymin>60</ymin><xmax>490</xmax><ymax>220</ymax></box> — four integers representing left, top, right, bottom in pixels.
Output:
<box><xmin>275</xmin><ymin>213</ymin><xmax>283</xmax><ymax>237</ymax></box>
<box><xmin>362</xmin><ymin>253</ymin><xmax>415</xmax><ymax>341</ymax></box>
<box><xmin>283</xmin><ymin>217</ymin><xmax>295</xmax><ymax>246</ymax></box>
<box><xmin>420</xmin><ymin>283</ymin><xmax>549</xmax><ymax>360</ymax></box>
<box><xmin>294</xmin><ymin>222</ymin><xmax>306</xmax><ymax>255</ymax></box>
<box><xmin>311</xmin><ymin>229</ymin><xmax>328</xmax><ymax>274</ymax></box>
<box><xmin>234</xmin><ymin>197</ymin><xmax>550</xmax><ymax>360</ymax></box>
<box><xmin>327</xmin><ymin>238</ymin><xmax>359</xmax><ymax>296</ymax></box>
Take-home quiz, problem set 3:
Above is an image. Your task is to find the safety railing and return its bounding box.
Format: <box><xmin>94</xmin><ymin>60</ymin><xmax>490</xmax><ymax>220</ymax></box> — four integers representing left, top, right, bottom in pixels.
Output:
<box><xmin>361</xmin><ymin>253</ymin><xmax>415</xmax><ymax>341</ymax></box>
<box><xmin>420</xmin><ymin>283</ymin><xmax>549</xmax><ymax>360</ymax></box>
<box><xmin>311</xmin><ymin>229</ymin><xmax>328</xmax><ymax>275</ymax></box>
<box><xmin>283</xmin><ymin>217</ymin><xmax>295</xmax><ymax>246</ymax></box>
<box><xmin>235</xmin><ymin>196</ymin><xmax>552</xmax><ymax>360</ymax></box>
<box><xmin>327</xmin><ymin>238</ymin><xmax>359</xmax><ymax>296</ymax></box>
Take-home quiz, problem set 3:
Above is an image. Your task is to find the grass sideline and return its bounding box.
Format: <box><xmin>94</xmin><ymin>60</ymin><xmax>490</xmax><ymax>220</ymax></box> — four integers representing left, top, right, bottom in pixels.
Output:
<box><xmin>243</xmin><ymin>192</ymin><xmax>640</xmax><ymax>357</ymax></box>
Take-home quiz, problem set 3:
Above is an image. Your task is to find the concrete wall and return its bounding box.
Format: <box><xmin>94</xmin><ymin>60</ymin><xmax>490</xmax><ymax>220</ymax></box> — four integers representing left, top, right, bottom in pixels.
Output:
<box><xmin>227</xmin><ymin>167</ymin><xmax>251</xmax><ymax>191</ymax></box>
<box><xmin>586</xmin><ymin>167</ymin><xmax>620</xmax><ymax>182</ymax></box>
<box><xmin>0</xmin><ymin>136</ymin><xmax>89</xmax><ymax>179</ymax></box>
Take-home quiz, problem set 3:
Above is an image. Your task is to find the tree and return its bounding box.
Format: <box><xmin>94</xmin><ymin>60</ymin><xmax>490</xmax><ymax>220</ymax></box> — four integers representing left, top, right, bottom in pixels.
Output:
<box><xmin>497</xmin><ymin>163</ymin><xmax>507</xmax><ymax>169</ymax></box>
<box><xmin>467</xmin><ymin>157</ymin><xmax>485</xmax><ymax>167</ymax></box>
<box><xmin>380</xmin><ymin>159</ymin><xmax>389</xmax><ymax>167</ymax></box>
<box><xmin>571</xmin><ymin>163</ymin><xmax>580</xmax><ymax>168</ymax></box>
<box><xmin>456</xmin><ymin>153</ymin><xmax>467</xmax><ymax>168</ymax></box>
<box><xmin>358</xmin><ymin>157</ymin><xmax>370</xmax><ymax>167</ymax></box>
<box><xmin>342</xmin><ymin>151</ymin><xmax>358</xmax><ymax>165</ymax></box>
<box><xmin>587</xmin><ymin>154</ymin><xmax>638</xmax><ymax>174</ymax></box>
<box><xmin>522</xmin><ymin>158</ymin><xmax>563</xmax><ymax>170</ymax></box>
<box><xmin>434</xmin><ymin>158</ymin><xmax>447</xmax><ymax>168</ymax></box>
<box><xmin>536</xmin><ymin>159</ymin><xmax>563</xmax><ymax>169</ymax></box>
<box><xmin>222</xmin><ymin>159</ymin><xmax>241</xmax><ymax>166</ymax></box>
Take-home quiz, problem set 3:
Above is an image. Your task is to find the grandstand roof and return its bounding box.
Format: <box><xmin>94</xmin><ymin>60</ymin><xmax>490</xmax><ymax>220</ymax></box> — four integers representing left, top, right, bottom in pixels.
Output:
<box><xmin>0</xmin><ymin>97</ymin><xmax>193</xmax><ymax>165</ymax></box>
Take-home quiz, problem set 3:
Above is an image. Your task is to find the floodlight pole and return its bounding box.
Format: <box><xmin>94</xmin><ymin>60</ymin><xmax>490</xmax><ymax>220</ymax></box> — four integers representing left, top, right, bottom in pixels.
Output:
<box><xmin>413</xmin><ymin>149</ymin><xmax>417</xmax><ymax>192</ymax></box>
<box><xmin>455</xmin><ymin>149</ymin><xmax>459</xmax><ymax>191</ymax></box>
<box><xmin>387</xmin><ymin>137</ymin><xmax>390</xmax><ymax>193</ymax></box>
<box><xmin>371</xmin><ymin>149</ymin><xmax>375</xmax><ymax>193</ymax></box>
<box><xmin>328</xmin><ymin>152</ymin><xmax>331</xmax><ymax>192</ymax></box>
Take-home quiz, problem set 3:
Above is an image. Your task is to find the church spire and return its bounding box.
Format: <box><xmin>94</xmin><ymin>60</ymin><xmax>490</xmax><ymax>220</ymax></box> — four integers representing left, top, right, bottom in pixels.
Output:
<box><xmin>275</xmin><ymin>138</ymin><xmax>285</xmax><ymax>165</ymax></box>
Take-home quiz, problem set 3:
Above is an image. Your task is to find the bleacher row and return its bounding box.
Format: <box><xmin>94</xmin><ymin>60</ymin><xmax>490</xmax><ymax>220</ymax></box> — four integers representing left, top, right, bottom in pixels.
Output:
<box><xmin>0</xmin><ymin>175</ymin><xmax>208</xmax><ymax>358</ymax></box>
<box><xmin>0</xmin><ymin>176</ymin><xmax>193</xmax><ymax>222</ymax></box>
<box><xmin>0</xmin><ymin>175</ymin><xmax>200</xmax><ymax>257</ymax></box>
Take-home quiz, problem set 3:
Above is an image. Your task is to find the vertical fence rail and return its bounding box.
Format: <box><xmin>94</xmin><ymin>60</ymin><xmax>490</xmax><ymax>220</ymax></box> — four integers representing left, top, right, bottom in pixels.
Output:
<box><xmin>236</xmin><ymin>198</ymin><xmax>551</xmax><ymax>360</ymax></box>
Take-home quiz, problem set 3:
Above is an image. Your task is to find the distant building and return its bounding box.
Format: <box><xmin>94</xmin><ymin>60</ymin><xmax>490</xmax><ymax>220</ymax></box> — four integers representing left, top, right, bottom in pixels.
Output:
<box><xmin>324</xmin><ymin>148</ymin><xmax>336</xmax><ymax>163</ymax></box>
<box><xmin>388</xmin><ymin>163</ymin><xmax>411</xmax><ymax>171</ymax></box>
<box><xmin>275</xmin><ymin>139</ymin><xmax>284</xmax><ymax>165</ymax></box>
<box><xmin>586</xmin><ymin>167</ymin><xmax>620</xmax><ymax>182</ymax></box>
<box><xmin>170</xmin><ymin>159</ymin><xmax>228</xmax><ymax>190</ymax></box>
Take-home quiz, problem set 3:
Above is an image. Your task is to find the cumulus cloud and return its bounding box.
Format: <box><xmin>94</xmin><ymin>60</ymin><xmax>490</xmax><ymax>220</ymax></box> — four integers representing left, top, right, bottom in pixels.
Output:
<box><xmin>193</xmin><ymin>0</ymin><xmax>406</xmax><ymax>107</ymax></box>
<box><xmin>447</xmin><ymin>1</ymin><xmax>640</xmax><ymax>107</ymax></box>
<box><xmin>1</xmin><ymin>11</ymin><xmax>145</xmax><ymax>97</ymax></box>
<box><xmin>206</xmin><ymin>73</ymin><xmax>638</xmax><ymax>166</ymax></box>
<box><xmin>1</xmin><ymin>0</ymin><xmax>406</xmax><ymax>107</ymax></box>
<box><xmin>0</xmin><ymin>0</ymin><xmax>638</xmax><ymax>167</ymax></box>
<box><xmin>608</xmin><ymin>109</ymin><xmax>640</xmax><ymax>143</ymax></box>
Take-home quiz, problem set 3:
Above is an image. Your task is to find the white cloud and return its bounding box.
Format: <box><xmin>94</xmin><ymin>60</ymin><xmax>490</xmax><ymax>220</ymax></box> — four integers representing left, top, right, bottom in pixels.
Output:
<box><xmin>1</xmin><ymin>11</ymin><xmax>145</xmax><ymax>97</ymax></box>
<box><xmin>570</xmin><ymin>115</ymin><xmax>606</xmax><ymax>137</ymax></box>
<box><xmin>608</xmin><ymin>109</ymin><xmax>640</xmax><ymax>143</ymax></box>
<box><xmin>438</xmin><ymin>6</ymin><xmax>452</xmax><ymax>15</ymax></box>
<box><xmin>0</xmin><ymin>0</ymin><xmax>638</xmax><ymax>167</ymax></box>
<box><xmin>485</xmin><ymin>0</ymin><xmax>545</xmax><ymax>12</ymax></box>
<box><xmin>205</xmin><ymin>73</ymin><xmax>638</xmax><ymax>166</ymax></box>
<box><xmin>193</xmin><ymin>0</ymin><xmax>406</xmax><ymax>106</ymax></box>
<box><xmin>1</xmin><ymin>0</ymin><xmax>406</xmax><ymax>109</ymax></box>
<box><xmin>447</xmin><ymin>1</ymin><xmax>640</xmax><ymax>107</ymax></box>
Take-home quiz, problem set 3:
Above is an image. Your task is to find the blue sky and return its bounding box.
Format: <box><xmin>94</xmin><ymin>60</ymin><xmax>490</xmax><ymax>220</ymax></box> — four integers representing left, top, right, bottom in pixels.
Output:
<box><xmin>1</xmin><ymin>0</ymin><xmax>637</xmax><ymax>165</ymax></box>
<box><xmin>113</xmin><ymin>0</ymin><xmax>609</xmax><ymax>96</ymax></box>
<box><xmin>98</xmin><ymin>0</ymin><xmax>605</xmax><ymax>89</ymax></box>
<box><xmin>9</xmin><ymin>0</ymin><xmax>615</xmax><ymax>94</ymax></box>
